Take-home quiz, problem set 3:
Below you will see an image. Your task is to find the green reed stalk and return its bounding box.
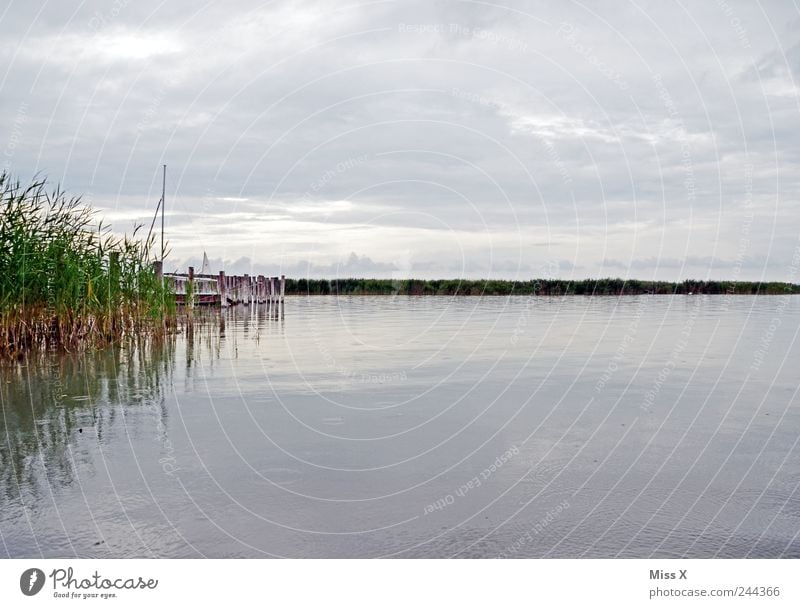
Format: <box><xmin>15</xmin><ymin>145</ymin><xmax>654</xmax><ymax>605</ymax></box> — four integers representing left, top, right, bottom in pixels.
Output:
<box><xmin>0</xmin><ymin>172</ymin><xmax>175</xmax><ymax>357</ymax></box>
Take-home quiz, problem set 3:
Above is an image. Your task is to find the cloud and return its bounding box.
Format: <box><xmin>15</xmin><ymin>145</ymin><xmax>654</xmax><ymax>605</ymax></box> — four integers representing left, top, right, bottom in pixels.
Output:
<box><xmin>1</xmin><ymin>0</ymin><xmax>799</xmax><ymax>280</ymax></box>
<box><xmin>170</xmin><ymin>251</ymin><xmax>399</xmax><ymax>279</ymax></box>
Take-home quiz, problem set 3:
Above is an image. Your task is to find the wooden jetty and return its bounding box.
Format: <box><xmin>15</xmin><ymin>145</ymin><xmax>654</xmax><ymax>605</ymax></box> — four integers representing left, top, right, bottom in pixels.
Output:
<box><xmin>153</xmin><ymin>262</ymin><xmax>285</xmax><ymax>308</ymax></box>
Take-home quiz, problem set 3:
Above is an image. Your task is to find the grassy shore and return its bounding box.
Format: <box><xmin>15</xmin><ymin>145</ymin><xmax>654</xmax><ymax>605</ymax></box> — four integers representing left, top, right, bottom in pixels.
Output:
<box><xmin>0</xmin><ymin>173</ymin><xmax>174</xmax><ymax>358</ymax></box>
<box><xmin>285</xmin><ymin>277</ymin><xmax>800</xmax><ymax>296</ymax></box>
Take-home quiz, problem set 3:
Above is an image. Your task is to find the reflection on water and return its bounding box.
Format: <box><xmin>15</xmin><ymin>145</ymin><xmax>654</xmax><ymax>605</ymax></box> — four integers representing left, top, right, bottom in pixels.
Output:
<box><xmin>1</xmin><ymin>296</ymin><xmax>800</xmax><ymax>558</ymax></box>
<box><xmin>0</xmin><ymin>340</ymin><xmax>173</xmax><ymax>499</ymax></box>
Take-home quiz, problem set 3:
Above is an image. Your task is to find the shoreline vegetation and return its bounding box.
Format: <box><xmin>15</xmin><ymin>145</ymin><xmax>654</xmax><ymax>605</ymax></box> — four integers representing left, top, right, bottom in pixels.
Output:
<box><xmin>0</xmin><ymin>173</ymin><xmax>174</xmax><ymax>359</ymax></box>
<box><xmin>2</xmin><ymin>172</ymin><xmax>798</xmax><ymax>358</ymax></box>
<box><xmin>284</xmin><ymin>278</ymin><xmax>800</xmax><ymax>296</ymax></box>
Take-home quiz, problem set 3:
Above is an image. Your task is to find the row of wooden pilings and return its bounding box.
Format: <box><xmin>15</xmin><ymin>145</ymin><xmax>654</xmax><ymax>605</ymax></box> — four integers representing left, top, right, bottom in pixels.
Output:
<box><xmin>212</xmin><ymin>269</ymin><xmax>286</xmax><ymax>306</ymax></box>
<box><xmin>153</xmin><ymin>261</ymin><xmax>286</xmax><ymax>307</ymax></box>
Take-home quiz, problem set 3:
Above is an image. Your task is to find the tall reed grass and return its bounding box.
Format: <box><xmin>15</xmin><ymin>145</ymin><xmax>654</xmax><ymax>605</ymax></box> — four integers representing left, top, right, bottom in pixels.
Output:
<box><xmin>0</xmin><ymin>172</ymin><xmax>175</xmax><ymax>358</ymax></box>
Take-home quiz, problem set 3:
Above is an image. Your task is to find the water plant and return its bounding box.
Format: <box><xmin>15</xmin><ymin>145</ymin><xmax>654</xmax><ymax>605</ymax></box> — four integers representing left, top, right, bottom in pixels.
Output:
<box><xmin>0</xmin><ymin>172</ymin><xmax>175</xmax><ymax>358</ymax></box>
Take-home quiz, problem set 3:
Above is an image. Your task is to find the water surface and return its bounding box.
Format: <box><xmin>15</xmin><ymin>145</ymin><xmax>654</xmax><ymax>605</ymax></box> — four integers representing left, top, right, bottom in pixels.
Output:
<box><xmin>2</xmin><ymin>295</ymin><xmax>799</xmax><ymax>558</ymax></box>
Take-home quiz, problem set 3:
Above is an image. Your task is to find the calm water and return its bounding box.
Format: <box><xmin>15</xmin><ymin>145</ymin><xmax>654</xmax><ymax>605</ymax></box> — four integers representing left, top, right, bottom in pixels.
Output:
<box><xmin>2</xmin><ymin>295</ymin><xmax>799</xmax><ymax>558</ymax></box>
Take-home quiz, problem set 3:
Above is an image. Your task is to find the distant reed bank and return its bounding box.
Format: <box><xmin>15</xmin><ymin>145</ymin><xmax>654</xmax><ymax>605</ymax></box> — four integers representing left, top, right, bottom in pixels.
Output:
<box><xmin>285</xmin><ymin>277</ymin><xmax>800</xmax><ymax>296</ymax></box>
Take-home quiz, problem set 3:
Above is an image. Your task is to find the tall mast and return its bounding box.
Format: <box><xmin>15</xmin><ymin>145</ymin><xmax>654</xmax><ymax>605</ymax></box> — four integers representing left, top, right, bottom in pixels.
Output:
<box><xmin>161</xmin><ymin>164</ymin><xmax>166</xmax><ymax>262</ymax></box>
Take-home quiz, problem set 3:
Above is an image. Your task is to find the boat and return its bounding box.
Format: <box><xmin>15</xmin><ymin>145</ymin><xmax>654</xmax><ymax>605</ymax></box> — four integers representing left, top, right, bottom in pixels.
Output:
<box><xmin>171</xmin><ymin>275</ymin><xmax>221</xmax><ymax>306</ymax></box>
<box><xmin>168</xmin><ymin>252</ymin><xmax>222</xmax><ymax>306</ymax></box>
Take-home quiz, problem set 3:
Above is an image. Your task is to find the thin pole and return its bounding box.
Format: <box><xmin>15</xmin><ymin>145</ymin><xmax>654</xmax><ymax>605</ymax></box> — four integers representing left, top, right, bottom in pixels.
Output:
<box><xmin>161</xmin><ymin>164</ymin><xmax>166</xmax><ymax>262</ymax></box>
<box><xmin>145</xmin><ymin>196</ymin><xmax>161</xmax><ymax>248</ymax></box>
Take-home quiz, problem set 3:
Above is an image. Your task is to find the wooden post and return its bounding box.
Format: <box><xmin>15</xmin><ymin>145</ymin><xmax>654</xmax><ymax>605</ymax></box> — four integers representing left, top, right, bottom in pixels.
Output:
<box><xmin>280</xmin><ymin>275</ymin><xmax>285</xmax><ymax>303</ymax></box>
<box><xmin>219</xmin><ymin>271</ymin><xmax>226</xmax><ymax>307</ymax></box>
<box><xmin>188</xmin><ymin>266</ymin><xmax>195</xmax><ymax>308</ymax></box>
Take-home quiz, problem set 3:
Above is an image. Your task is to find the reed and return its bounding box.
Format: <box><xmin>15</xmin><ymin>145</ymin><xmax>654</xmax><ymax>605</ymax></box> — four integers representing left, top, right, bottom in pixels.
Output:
<box><xmin>0</xmin><ymin>172</ymin><xmax>175</xmax><ymax>358</ymax></box>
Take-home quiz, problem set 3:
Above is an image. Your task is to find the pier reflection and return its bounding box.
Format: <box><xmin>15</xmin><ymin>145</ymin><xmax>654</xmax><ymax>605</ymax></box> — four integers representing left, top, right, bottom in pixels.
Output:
<box><xmin>0</xmin><ymin>304</ymin><xmax>283</xmax><ymax>505</ymax></box>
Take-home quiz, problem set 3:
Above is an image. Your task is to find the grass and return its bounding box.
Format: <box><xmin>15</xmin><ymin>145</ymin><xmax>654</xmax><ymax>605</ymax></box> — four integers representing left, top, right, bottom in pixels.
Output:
<box><xmin>0</xmin><ymin>172</ymin><xmax>175</xmax><ymax>358</ymax></box>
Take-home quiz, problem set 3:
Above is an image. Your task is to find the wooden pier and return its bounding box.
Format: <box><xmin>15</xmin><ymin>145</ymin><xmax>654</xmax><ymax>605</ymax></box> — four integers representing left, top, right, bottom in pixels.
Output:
<box><xmin>153</xmin><ymin>262</ymin><xmax>285</xmax><ymax>308</ymax></box>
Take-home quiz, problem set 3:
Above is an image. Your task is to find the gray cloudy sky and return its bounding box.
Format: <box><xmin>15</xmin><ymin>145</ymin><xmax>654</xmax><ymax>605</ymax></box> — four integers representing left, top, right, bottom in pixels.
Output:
<box><xmin>2</xmin><ymin>0</ymin><xmax>799</xmax><ymax>280</ymax></box>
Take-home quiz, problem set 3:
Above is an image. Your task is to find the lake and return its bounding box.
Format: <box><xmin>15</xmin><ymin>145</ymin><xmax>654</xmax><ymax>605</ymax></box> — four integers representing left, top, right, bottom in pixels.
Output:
<box><xmin>2</xmin><ymin>295</ymin><xmax>799</xmax><ymax>558</ymax></box>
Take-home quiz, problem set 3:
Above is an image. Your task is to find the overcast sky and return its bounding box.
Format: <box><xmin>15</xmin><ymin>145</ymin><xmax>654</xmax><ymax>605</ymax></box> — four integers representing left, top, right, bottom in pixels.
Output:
<box><xmin>2</xmin><ymin>0</ymin><xmax>799</xmax><ymax>280</ymax></box>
